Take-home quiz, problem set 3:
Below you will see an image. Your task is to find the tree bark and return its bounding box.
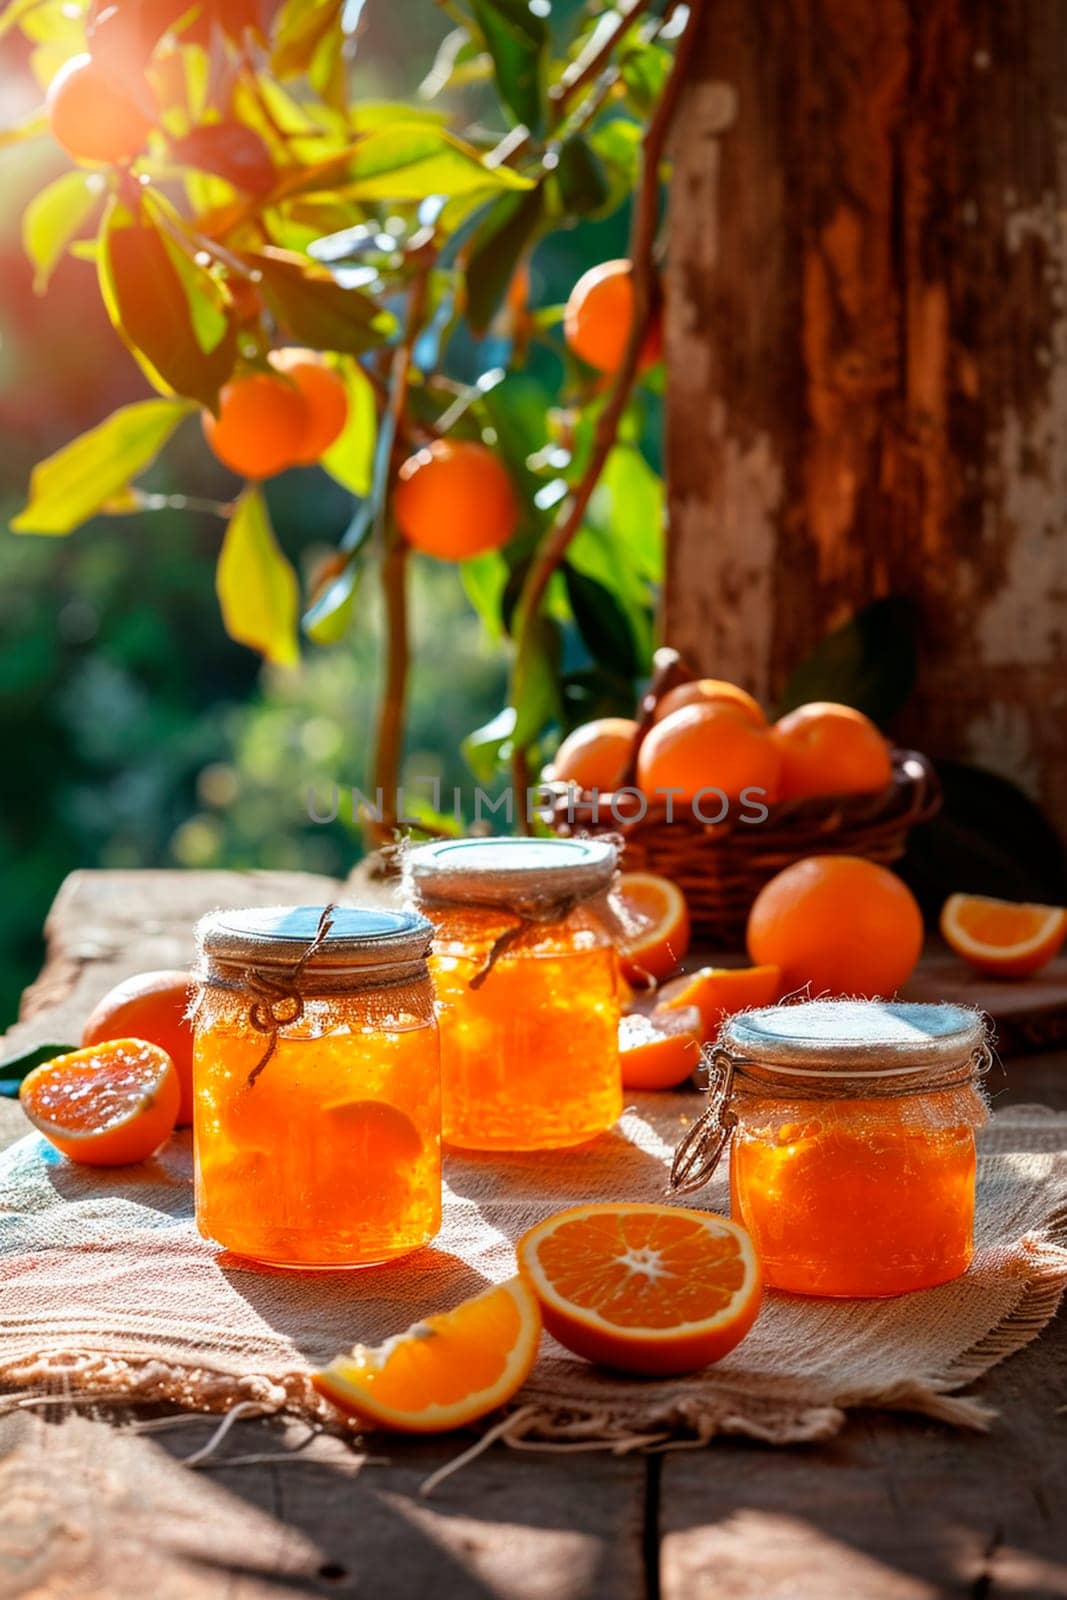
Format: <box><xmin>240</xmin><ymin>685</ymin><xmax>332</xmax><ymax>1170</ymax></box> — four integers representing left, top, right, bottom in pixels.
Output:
<box><xmin>664</xmin><ymin>0</ymin><xmax>1067</xmax><ymax>831</ymax></box>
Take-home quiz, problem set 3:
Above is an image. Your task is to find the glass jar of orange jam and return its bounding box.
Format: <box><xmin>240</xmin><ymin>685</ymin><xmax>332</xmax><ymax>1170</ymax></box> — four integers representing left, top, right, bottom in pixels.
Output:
<box><xmin>405</xmin><ymin>837</ymin><xmax>623</xmax><ymax>1151</ymax></box>
<box><xmin>192</xmin><ymin>905</ymin><xmax>440</xmax><ymax>1269</ymax></box>
<box><xmin>672</xmin><ymin>1001</ymin><xmax>990</xmax><ymax>1297</ymax></box>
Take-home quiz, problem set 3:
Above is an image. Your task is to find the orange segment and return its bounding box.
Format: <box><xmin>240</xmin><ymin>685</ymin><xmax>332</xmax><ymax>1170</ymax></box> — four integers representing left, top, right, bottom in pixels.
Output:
<box><xmin>940</xmin><ymin>893</ymin><xmax>1067</xmax><ymax>978</ymax></box>
<box><xmin>654</xmin><ymin>965</ymin><xmax>781</xmax><ymax>1040</ymax></box>
<box><xmin>20</xmin><ymin>1039</ymin><xmax>180</xmax><ymax>1166</ymax></box>
<box><xmin>312</xmin><ymin>1278</ymin><xmax>541</xmax><ymax>1433</ymax></box>
<box><xmin>619</xmin><ymin>1007</ymin><xmax>703</xmax><ymax>1090</ymax></box>
<box><xmin>616</xmin><ymin>871</ymin><xmax>691</xmax><ymax>984</ymax></box>
<box><xmin>517</xmin><ymin>1203</ymin><xmax>761</xmax><ymax>1375</ymax></box>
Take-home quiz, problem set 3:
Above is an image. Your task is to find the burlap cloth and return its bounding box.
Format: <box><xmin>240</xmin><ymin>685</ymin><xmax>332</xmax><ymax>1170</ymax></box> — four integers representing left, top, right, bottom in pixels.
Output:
<box><xmin>1</xmin><ymin>1095</ymin><xmax>1065</xmax><ymax>1446</ymax></box>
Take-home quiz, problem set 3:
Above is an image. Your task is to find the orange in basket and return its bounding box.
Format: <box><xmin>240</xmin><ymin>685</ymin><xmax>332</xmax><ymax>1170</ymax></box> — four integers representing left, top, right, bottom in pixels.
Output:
<box><xmin>941</xmin><ymin>893</ymin><xmax>1067</xmax><ymax>978</ymax></box>
<box><xmin>313</xmin><ymin>1278</ymin><xmax>541</xmax><ymax>1432</ymax></box>
<box><xmin>547</xmin><ymin>716</ymin><xmax>638</xmax><ymax>792</ymax></box>
<box><xmin>517</xmin><ymin>1202</ymin><xmax>761</xmax><ymax>1375</ymax></box>
<box><xmin>772</xmin><ymin>702</ymin><xmax>892</xmax><ymax>801</ymax></box>
<box><xmin>616</xmin><ymin>870</ymin><xmax>691</xmax><ymax>983</ymax></box>
<box><xmin>654</xmin><ymin>677</ymin><xmax>766</xmax><ymax>729</ymax></box>
<box><xmin>636</xmin><ymin>704</ymin><xmax>781</xmax><ymax>807</ymax></box>
<box><xmin>20</xmin><ymin>1039</ymin><xmax>180</xmax><ymax>1166</ymax></box>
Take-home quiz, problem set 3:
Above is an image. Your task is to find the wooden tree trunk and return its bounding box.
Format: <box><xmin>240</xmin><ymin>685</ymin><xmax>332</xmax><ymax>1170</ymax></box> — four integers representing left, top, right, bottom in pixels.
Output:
<box><xmin>664</xmin><ymin>0</ymin><xmax>1067</xmax><ymax>832</ymax></box>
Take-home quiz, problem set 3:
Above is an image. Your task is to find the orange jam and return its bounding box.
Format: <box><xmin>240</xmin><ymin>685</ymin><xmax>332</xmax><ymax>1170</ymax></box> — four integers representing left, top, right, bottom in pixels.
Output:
<box><xmin>192</xmin><ymin>906</ymin><xmax>440</xmax><ymax>1268</ymax></box>
<box><xmin>675</xmin><ymin>1000</ymin><xmax>989</xmax><ymax>1298</ymax></box>
<box><xmin>406</xmin><ymin>837</ymin><xmax>622</xmax><ymax>1151</ymax></box>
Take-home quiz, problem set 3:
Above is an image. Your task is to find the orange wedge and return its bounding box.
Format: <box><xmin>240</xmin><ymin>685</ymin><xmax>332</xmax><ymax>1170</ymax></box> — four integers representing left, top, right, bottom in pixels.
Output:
<box><xmin>20</xmin><ymin>1039</ymin><xmax>180</xmax><ymax>1166</ymax></box>
<box><xmin>940</xmin><ymin>893</ymin><xmax>1067</xmax><ymax>978</ymax></box>
<box><xmin>619</xmin><ymin>1007</ymin><xmax>703</xmax><ymax>1089</ymax></box>
<box><xmin>616</xmin><ymin>871</ymin><xmax>691</xmax><ymax>984</ymax></box>
<box><xmin>312</xmin><ymin>1278</ymin><xmax>542</xmax><ymax>1433</ymax></box>
<box><xmin>517</xmin><ymin>1203</ymin><xmax>761</xmax><ymax>1376</ymax></box>
<box><xmin>654</xmin><ymin>964</ymin><xmax>781</xmax><ymax>1040</ymax></box>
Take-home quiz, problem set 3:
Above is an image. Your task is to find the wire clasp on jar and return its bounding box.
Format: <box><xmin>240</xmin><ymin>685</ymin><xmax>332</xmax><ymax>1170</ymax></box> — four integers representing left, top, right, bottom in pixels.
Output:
<box><xmin>669</xmin><ymin>1046</ymin><xmax>741</xmax><ymax>1193</ymax></box>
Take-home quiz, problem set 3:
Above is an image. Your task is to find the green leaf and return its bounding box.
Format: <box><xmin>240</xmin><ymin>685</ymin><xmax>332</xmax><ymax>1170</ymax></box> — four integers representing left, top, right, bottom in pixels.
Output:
<box><xmin>512</xmin><ymin>614</ymin><xmax>561</xmax><ymax>748</ymax></box>
<box><xmin>465</xmin><ymin>185</ymin><xmax>543</xmax><ymax>335</ymax></box>
<box><xmin>319</xmin><ymin>358</ymin><xmax>376</xmax><ymax>494</ymax></box>
<box><xmin>289</xmin><ymin>124</ymin><xmax>534</xmax><ymax>203</ymax></box>
<box><xmin>271</xmin><ymin>0</ymin><xmax>339</xmax><ymax>78</ymax></box>
<box><xmin>303</xmin><ymin>559</ymin><xmax>361</xmax><ymax>644</ymax></box>
<box><xmin>0</xmin><ymin>1042</ymin><xmax>78</xmax><ymax>1096</ymax></box>
<box><xmin>99</xmin><ymin>202</ymin><xmax>237</xmax><ymax>408</ymax></box>
<box><xmin>588</xmin><ymin>444</ymin><xmax>664</xmax><ymax>582</ymax></box>
<box><xmin>0</xmin><ymin>0</ymin><xmax>51</xmax><ymax>41</ymax></box>
<box><xmin>554</xmin><ymin>133</ymin><xmax>610</xmax><ymax>217</ymax></box>
<box><xmin>0</xmin><ymin>105</ymin><xmax>47</xmax><ymax>148</ymax></box>
<box><xmin>216</xmin><ymin>488</ymin><xmax>300</xmax><ymax>667</ymax></box>
<box><xmin>250</xmin><ymin>245</ymin><xmax>396</xmax><ymax>355</ymax></box>
<box><xmin>563</xmin><ymin>564</ymin><xmax>641</xmax><ymax>679</ymax></box>
<box><xmin>22</xmin><ymin>169</ymin><xmax>105</xmax><ymax>293</ymax></box>
<box><xmin>469</xmin><ymin>0</ymin><xmax>547</xmax><ymax>133</ymax></box>
<box><xmin>619</xmin><ymin>38</ymin><xmax>671</xmax><ymax>114</ymax></box>
<box><xmin>461</xmin><ymin>548</ymin><xmax>509</xmax><ymax>641</ymax></box>
<box><xmin>779</xmin><ymin>597</ymin><xmax>919</xmax><ymax>726</ymax></box>
<box><xmin>462</xmin><ymin>706</ymin><xmax>516</xmax><ymax>783</ymax></box>
<box><xmin>11</xmin><ymin>398</ymin><xmax>193</xmax><ymax>535</ymax></box>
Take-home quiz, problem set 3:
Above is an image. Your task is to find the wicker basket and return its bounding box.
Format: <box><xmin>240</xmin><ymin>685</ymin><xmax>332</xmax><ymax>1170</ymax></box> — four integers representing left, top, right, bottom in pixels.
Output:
<box><xmin>546</xmin><ymin>651</ymin><xmax>941</xmax><ymax>947</ymax></box>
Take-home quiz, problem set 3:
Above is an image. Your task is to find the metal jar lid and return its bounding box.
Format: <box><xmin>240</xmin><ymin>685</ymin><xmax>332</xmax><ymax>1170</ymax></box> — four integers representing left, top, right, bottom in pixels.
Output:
<box><xmin>197</xmin><ymin>904</ymin><xmax>433</xmax><ymax>982</ymax></box>
<box><xmin>405</xmin><ymin>836</ymin><xmax>618</xmax><ymax>910</ymax></box>
<box><xmin>720</xmin><ymin>999</ymin><xmax>988</xmax><ymax>1079</ymax></box>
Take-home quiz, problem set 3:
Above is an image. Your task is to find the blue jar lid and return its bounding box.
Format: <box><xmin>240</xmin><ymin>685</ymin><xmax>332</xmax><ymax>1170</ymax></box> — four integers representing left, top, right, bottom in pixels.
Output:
<box><xmin>197</xmin><ymin>904</ymin><xmax>432</xmax><ymax>972</ymax></box>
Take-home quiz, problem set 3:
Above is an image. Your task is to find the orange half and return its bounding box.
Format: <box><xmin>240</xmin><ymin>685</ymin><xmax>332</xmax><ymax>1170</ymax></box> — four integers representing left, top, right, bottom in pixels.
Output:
<box><xmin>517</xmin><ymin>1203</ymin><xmax>761</xmax><ymax>1376</ymax></box>
<box><xmin>619</xmin><ymin>1006</ymin><xmax>703</xmax><ymax>1090</ymax></box>
<box><xmin>654</xmin><ymin>964</ymin><xmax>781</xmax><ymax>1040</ymax></box>
<box><xmin>940</xmin><ymin>893</ymin><xmax>1067</xmax><ymax>978</ymax></box>
<box><xmin>312</xmin><ymin>1278</ymin><xmax>542</xmax><ymax>1433</ymax></box>
<box><xmin>19</xmin><ymin>1039</ymin><xmax>180</xmax><ymax>1166</ymax></box>
<box><xmin>616</xmin><ymin>871</ymin><xmax>691</xmax><ymax>984</ymax></box>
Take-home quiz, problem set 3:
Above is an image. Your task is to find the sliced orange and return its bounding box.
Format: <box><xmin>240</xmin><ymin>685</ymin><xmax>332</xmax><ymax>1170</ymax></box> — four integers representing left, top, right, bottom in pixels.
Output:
<box><xmin>654</xmin><ymin>964</ymin><xmax>781</xmax><ymax>1040</ymax></box>
<box><xmin>517</xmin><ymin>1203</ymin><xmax>761</xmax><ymax>1376</ymax></box>
<box><xmin>20</xmin><ymin>1039</ymin><xmax>180</xmax><ymax>1166</ymax></box>
<box><xmin>619</xmin><ymin>1006</ymin><xmax>703</xmax><ymax>1090</ymax></box>
<box><xmin>312</xmin><ymin>1278</ymin><xmax>542</xmax><ymax>1433</ymax></box>
<box><xmin>940</xmin><ymin>893</ymin><xmax>1067</xmax><ymax>978</ymax></box>
<box><xmin>616</xmin><ymin>871</ymin><xmax>691</xmax><ymax>985</ymax></box>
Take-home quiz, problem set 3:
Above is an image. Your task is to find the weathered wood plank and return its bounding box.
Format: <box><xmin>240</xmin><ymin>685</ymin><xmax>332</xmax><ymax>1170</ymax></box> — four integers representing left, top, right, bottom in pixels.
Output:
<box><xmin>0</xmin><ymin>1406</ymin><xmax>647</xmax><ymax>1600</ymax></box>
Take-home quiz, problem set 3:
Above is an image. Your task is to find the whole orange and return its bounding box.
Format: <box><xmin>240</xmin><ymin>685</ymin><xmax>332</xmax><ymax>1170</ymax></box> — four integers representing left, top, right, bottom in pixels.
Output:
<box><xmin>655</xmin><ymin>678</ymin><xmax>766</xmax><ymax>729</ymax></box>
<box><xmin>82</xmin><ymin>968</ymin><xmax>195</xmax><ymax>1125</ymax></box>
<box><xmin>547</xmin><ymin>717</ymin><xmax>637</xmax><ymax>792</ymax></box>
<box><xmin>636</xmin><ymin>704</ymin><xmax>782</xmax><ymax>809</ymax></box>
<box><xmin>393</xmin><ymin>440</ymin><xmax>518</xmax><ymax>561</ymax></box>
<box><xmin>746</xmin><ymin>855</ymin><xmax>924</xmax><ymax>997</ymax></box>
<box><xmin>564</xmin><ymin>260</ymin><xmax>662</xmax><ymax>375</ymax></box>
<box><xmin>269</xmin><ymin>349</ymin><xmax>348</xmax><ymax>464</ymax></box>
<box><xmin>773</xmin><ymin>702</ymin><xmax>892</xmax><ymax>801</ymax></box>
<box><xmin>202</xmin><ymin>371</ymin><xmax>307</xmax><ymax>479</ymax></box>
<box><xmin>47</xmin><ymin>53</ymin><xmax>156</xmax><ymax>165</ymax></box>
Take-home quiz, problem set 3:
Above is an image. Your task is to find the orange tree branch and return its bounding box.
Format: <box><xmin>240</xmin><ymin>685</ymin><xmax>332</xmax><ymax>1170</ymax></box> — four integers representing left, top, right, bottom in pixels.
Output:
<box><xmin>507</xmin><ymin>0</ymin><xmax>706</xmax><ymax>817</ymax></box>
<box><xmin>368</xmin><ymin>245</ymin><xmax>435</xmax><ymax>846</ymax></box>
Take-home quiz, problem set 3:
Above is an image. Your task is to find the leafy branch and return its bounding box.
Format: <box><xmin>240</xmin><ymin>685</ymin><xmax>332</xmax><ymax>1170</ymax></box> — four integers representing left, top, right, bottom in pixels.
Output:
<box><xmin>508</xmin><ymin>0</ymin><xmax>706</xmax><ymax>809</ymax></box>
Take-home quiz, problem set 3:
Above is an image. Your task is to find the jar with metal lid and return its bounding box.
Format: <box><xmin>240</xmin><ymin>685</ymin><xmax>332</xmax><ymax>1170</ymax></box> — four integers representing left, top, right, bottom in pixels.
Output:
<box><xmin>672</xmin><ymin>1000</ymin><xmax>991</xmax><ymax>1297</ymax></box>
<box><xmin>192</xmin><ymin>904</ymin><xmax>440</xmax><ymax>1269</ymax></box>
<box><xmin>404</xmin><ymin>836</ymin><xmax>623</xmax><ymax>1151</ymax></box>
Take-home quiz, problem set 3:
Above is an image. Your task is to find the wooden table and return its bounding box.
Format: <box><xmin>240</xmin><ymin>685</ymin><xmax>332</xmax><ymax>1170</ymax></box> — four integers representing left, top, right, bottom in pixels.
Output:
<box><xmin>2</xmin><ymin>870</ymin><xmax>1066</xmax><ymax>1600</ymax></box>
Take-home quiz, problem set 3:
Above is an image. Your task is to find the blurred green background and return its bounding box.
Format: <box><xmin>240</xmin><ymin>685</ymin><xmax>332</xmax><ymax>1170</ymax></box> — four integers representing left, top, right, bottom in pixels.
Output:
<box><xmin>0</xmin><ymin>0</ymin><xmax>643</xmax><ymax>1026</ymax></box>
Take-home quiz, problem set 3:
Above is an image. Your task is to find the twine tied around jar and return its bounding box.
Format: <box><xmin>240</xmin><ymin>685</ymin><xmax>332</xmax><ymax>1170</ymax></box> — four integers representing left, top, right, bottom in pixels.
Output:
<box><xmin>670</xmin><ymin>1032</ymin><xmax>995</xmax><ymax>1196</ymax></box>
<box><xmin>402</xmin><ymin>835</ymin><xmax>633</xmax><ymax>988</ymax></box>
<box><xmin>191</xmin><ymin>904</ymin><xmax>338</xmax><ymax>1087</ymax></box>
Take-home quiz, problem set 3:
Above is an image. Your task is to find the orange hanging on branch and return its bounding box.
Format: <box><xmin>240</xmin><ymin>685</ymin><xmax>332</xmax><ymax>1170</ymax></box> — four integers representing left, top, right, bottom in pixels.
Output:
<box><xmin>46</xmin><ymin>53</ymin><xmax>156</xmax><ymax>165</ymax></box>
<box><xmin>564</xmin><ymin>259</ymin><xmax>663</xmax><ymax>375</ymax></box>
<box><xmin>393</xmin><ymin>439</ymin><xmax>518</xmax><ymax>561</ymax></box>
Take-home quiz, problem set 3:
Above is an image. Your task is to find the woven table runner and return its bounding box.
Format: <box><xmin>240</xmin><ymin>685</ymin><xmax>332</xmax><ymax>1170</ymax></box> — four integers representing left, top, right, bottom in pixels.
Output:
<box><xmin>0</xmin><ymin>1097</ymin><xmax>1064</xmax><ymax>1446</ymax></box>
